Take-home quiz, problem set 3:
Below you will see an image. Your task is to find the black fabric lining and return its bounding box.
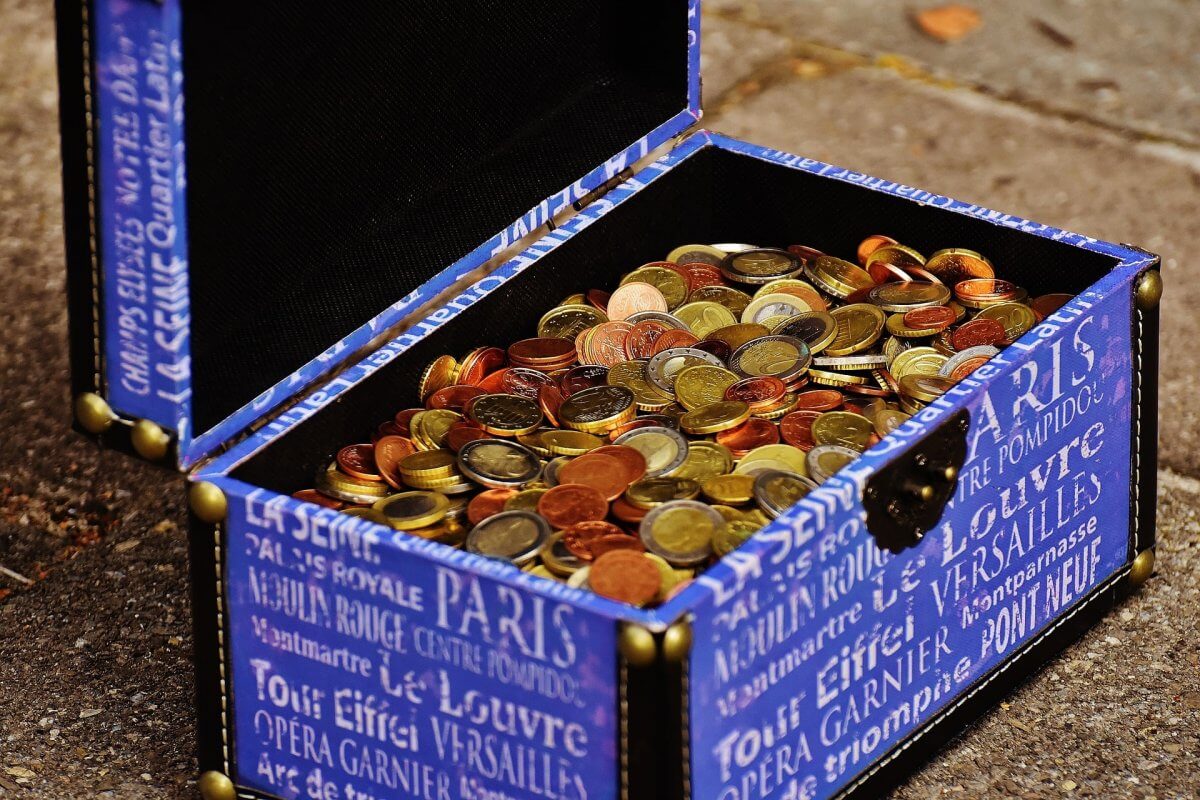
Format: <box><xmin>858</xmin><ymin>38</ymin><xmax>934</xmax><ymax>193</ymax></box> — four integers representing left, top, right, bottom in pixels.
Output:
<box><xmin>183</xmin><ymin>0</ymin><xmax>689</xmax><ymax>432</ymax></box>
<box><xmin>231</xmin><ymin>145</ymin><xmax>1120</xmax><ymax>492</ymax></box>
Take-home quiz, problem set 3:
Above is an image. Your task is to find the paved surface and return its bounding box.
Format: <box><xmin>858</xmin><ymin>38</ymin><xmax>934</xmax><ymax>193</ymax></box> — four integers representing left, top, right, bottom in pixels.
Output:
<box><xmin>0</xmin><ymin>1</ymin><xmax>1197</xmax><ymax>798</ymax></box>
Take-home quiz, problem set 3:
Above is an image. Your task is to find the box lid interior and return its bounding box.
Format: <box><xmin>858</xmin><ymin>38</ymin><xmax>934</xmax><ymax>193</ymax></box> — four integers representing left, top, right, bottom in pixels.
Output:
<box><xmin>180</xmin><ymin>0</ymin><xmax>695</xmax><ymax>448</ymax></box>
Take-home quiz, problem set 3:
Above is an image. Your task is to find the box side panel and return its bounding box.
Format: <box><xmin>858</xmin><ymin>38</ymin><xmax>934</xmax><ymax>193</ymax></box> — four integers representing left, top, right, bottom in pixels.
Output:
<box><xmin>686</xmin><ymin>279</ymin><xmax>1135</xmax><ymax>800</ymax></box>
<box><xmin>94</xmin><ymin>0</ymin><xmax>191</xmax><ymax>435</ymax></box>
<box><xmin>219</xmin><ymin>484</ymin><xmax>619</xmax><ymax>800</ymax></box>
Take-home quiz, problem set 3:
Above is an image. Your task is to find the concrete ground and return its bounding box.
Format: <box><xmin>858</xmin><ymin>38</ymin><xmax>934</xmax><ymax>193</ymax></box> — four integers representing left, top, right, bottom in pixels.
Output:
<box><xmin>0</xmin><ymin>0</ymin><xmax>1197</xmax><ymax>797</ymax></box>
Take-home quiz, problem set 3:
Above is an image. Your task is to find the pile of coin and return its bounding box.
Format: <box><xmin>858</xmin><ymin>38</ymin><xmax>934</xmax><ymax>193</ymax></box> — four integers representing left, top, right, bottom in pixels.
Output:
<box><xmin>293</xmin><ymin>237</ymin><xmax>1072</xmax><ymax>607</ymax></box>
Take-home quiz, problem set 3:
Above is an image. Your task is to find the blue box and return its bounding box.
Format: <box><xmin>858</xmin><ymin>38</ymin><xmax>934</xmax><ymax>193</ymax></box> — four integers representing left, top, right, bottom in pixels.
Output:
<box><xmin>53</xmin><ymin>1</ymin><xmax>1160</xmax><ymax>799</ymax></box>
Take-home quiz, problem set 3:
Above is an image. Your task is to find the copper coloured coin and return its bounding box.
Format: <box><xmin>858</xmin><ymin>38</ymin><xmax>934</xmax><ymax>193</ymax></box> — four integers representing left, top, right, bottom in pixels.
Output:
<box><xmin>903</xmin><ymin>306</ymin><xmax>956</xmax><ymax>331</ymax></box>
<box><xmin>626</xmin><ymin>320</ymin><xmax>672</xmax><ymax>359</ymax></box>
<box><xmin>374</xmin><ymin>435</ymin><xmax>418</xmax><ymax>487</ymax></box>
<box><xmin>608</xmin><ymin>418</ymin><xmax>661</xmax><ymax>441</ymax></box>
<box><xmin>857</xmin><ymin>234</ymin><xmax>898</xmax><ymax>266</ymax></box>
<box><xmin>949</xmin><ymin>356</ymin><xmax>992</xmax><ymax>380</ymax></box>
<box><xmin>611</xmin><ymin>496</ymin><xmax>648</xmax><ymax>524</ymax></box>
<box><xmin>952</xmin><ymin>318</ymin><xmax>1007</xmax><ymax>350</ymax></box>
<box><xmin>445</xmin><ymin>424</ymin><xmax>493</xmax><ymax>452</ymax></box>
<box><xmin>394</xmin><ymin>408</ymin><xmax>423</xmax><ymax>436</ymax></box>
<box><xmin>793</xmin><ymin>389</ymin><xmax>843</xmax><ymax>411</ymax></box>
<box><xmin>590</xmin><ymin>444</ymin><xmax>648</xmax><ymax>484</ymax></box>
<box><xmin>588</xmin><ymin>550</ymin><xmax>661</xmax><ymax>606</ymax></box>
<box><xmin>467</xmin><ymin>488</ymin><xmax>518</xmax><ymax>525</ymax></box>
<box><xmin>1030</xmin><ymin>293</ymin><xmax>1073</xmax><ymax>317</ymax></box>
<box><xmin>905</xmin><ymin>267</ymin><xmax>944</xmax><ymax>285</ymax></box>
<box><xmin>589</xmin><ymin>534</ymin><xmax>646</xmax><ymax>559</ymax></box>
<box><xmin>586</xmin><ymin>322</ymin><xmax>635</xmax><ymax>366</ymax></box>
<box><xmin>502</xmin><ymin>367</ymin><xmax>557</xmax><ymax>398</ymax></box>
<box><xmin>292</xmin><ymin>489</ymin><xmax>344</xmax><ymax>510</ymax></box>
<box><xmin>586</xmin><ymin>288</ymin><xmax>610</xmax><ymax>311</ymax></box>
<box><xmin>787</xmin><ymin>244</ymin><xmax>826</xmax><ymax>264</ymax></box>
<box><xmin>537</xmin><ymin>484</ymin><xmax>609</xmax><ymax>529</ymax></box>
<box><xmin>866</xmin><ymin>261</ymin><xmax>912</xmax><ymax>285</ymax></box>
<box><xmin>338</xmin><ymin>444</ymin><xmax>381</xmax><ymax>482</ymax></box>
<box><xmin>538</xmin><ymin>384</ymin><xmax>566</xmax><ymax>427</ymax></box>
<box><xmin>456</xmin><ymin>347</ymin><xmax>507</xmax><ymax>386</ymax></box>
<box><xmin>560</xmin><ymin>365</ymin><xmax>609</xmax><ymax>396</ymax></box>
<box><xmin>716</xmin><ymin>417</ymin><xmax>780</xmax><ymax>452</ymax></box>
<box><xmin>780</xmin><ymin>410</ymin><xmax>821</xmax><ymax>450</ymax></box>
<box><xmin>563</xmin><ymin>520</ymin><xmax>625</xmax><ymax>560</ymax></box>
<box><xmin>650</xmin><ymin>329</ymin><xmax>699</xmax><ymax>354</ymax></box>
<box><xmin>606</xmin><ymin>282</ymin><xmax>669</xmax><ymax>320</ymax></box>
<box><xmin>476</xmin><ymin>368</ymin><xmax>511</xmax><ymax>393</ymax></box>
<box><xmin>725</xmin><ymin>376</ymin><xmax>787</xmax><ymax>409</ymax></box>
<box><xmin>693</xmin><ymin>338</ymin><xmax>733</xmax><ymax>362</ymax></box>
<box><xmin>508</xmin><ymin>337</ymin><xmax>576</xmax><ymax>365</ymax></box>
<box><xmin>427</xmin><ymin>384</ymin><xmax>486</xmax><ymax>411</ymax></box>
<box><xmin>844</xmin><ymin>383</ymin><xmax>892</xmax><ymax>397</ymax></box>
<box><xmin>557</xmin><ymin>453</ymin><xmax>631</xmax><ymax>500</ymax></box>
<box><xmin>681</xmin><ymin>263</ymin><xmax>726</xmax><ymax>290</ymax></box>
<box><xmin>374</xmin><ymin>419</ymin><xmax>405</xmax><ymax>442</ymax></box>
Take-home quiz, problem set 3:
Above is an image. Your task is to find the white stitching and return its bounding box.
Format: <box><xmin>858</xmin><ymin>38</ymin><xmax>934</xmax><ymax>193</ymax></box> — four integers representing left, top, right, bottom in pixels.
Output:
<box><xmin>833</xmin><ymin>568</ymin><xmax>1129</xmax><ymax>798</ymax></box>
<box><xmin>681</xmin><ymin>655</ymin><xmax>692</xmax><ymax>800</ymax></box>
<box><xmin>213</xmin><ymin>522</ymin><xmax>231</xmax><ymax>775</ymax></box>
<box><xmin>619</xmin><ymin>658</ymin><xmax>628</xmax><ymax>800</ymax></box>
<box><xmin>1133</xmin><ymin>289</ymin><xmax>1144</xmax><ymax>557</ymax></box>
<box><xmin>80</xmin><ymin>1</ymin><xmax>102</xmax><ymax>390</ymax></box>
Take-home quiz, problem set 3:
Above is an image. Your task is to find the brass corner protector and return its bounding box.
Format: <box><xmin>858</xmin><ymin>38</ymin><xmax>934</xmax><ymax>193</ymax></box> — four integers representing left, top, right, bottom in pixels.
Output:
<box><xmin>1128</xmin><ymin>548</ymin><xmax>1156</xmax><ymax>587</ymax></box>
<box><xmin>197</xmin><ymin>770</ymin><xmax>235</xmax><ymax>800</ymax></box>
<box><xmin>1135</xmin><ymin>269</ymin><xmax>1163</xmax><ymax>311</ymax></box>
<box><xmin>190</xmin><ymin>481</ymin><xmax>229</xmax><ymax>525</ymax></box>
<box><xmin>130</xmin><ymin>418</ymin><xmax>172</xmax><ymax>461</ymax></box>
<box><xmin>74</xmin><ymin>392</ymin><xmax>116</xmax><ymax>434</ymax></box>
<box><xmin>618</xmin><ymin>623</ymin><xmax>658</xmax><ymax>668</ymax></box>
<box><xmin>662</xmin><ymin>619</ymin><xmax>693</xmax><ymax>664</ymax></box>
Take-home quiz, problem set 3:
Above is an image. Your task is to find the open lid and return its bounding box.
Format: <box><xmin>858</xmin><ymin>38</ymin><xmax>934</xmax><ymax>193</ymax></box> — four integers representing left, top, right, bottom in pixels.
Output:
<box><xmin>66</xmin><ymin>0</ymin><xmax>699</xmax><ymax>467</ymax></box>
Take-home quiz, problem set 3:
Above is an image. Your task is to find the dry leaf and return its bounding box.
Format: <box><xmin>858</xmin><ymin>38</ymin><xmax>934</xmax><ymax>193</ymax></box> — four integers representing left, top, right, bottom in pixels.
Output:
<box><xmin>914</xmin><ymin>4</ymin><xmax>982</xmax><ymax>42</ymax></box>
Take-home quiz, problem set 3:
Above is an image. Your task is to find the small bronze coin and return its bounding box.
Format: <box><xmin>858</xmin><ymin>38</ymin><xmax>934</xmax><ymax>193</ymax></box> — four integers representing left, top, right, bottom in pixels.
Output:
<box><xmin>563</xmin><ymin>520</ymin><xmax>627</xmax><ymax>561</ymax></box>
<box><xmin>589</xmin><ymin>533</ymin><xmax>647</xmax><ymax>559</ymax></box>
<box><xmin>374</xmin><ymin>435</ymin><xmax>418</xmax><ymax>488</ymax></box>
<box><xmin>337</xmin><ymin>444</ymin><xmax>381</xmax><ymax>482</ymax></box>
<box><xmin>692</xmin><ymin>338</ymin><xmax>733</xmax><ymax>362</ymax></box>
<box><xmin>856</xmin><ymin>234</ymin><xmax>898</xmax><ymax>266</ymax></box>
<box><xmin>924</xmin><ymin>248</ymin><xmax>995</xmax><ymax>286</ymax></box>
<box><xmin>626</xmin><ymin>320</ymin><xmax>673</xmax><ymax>359</ymax></box>
<box><xmin>456</xmin><ymin>347</ymin><xmax>507</xmax><ymax>386</ymax></box>
<box><xmin>951</xmin><ymin>318</ymin><xmax>1007</xmax><ymax>350</ymax></box>
<box><xmin>537</xmin><ymin>384</ymin><xmax>566</xmax><ymax>427</ymax></box>
<box><xmin>557</xmin><ymin>453</ymin><xmax>632</xmax><ymax>500</ymax></box>
<box><xmin>902</xmin><ymin>306</ymin><xmax>957</xmax><ymax>331</ymax></box>
<box><xmin>650</xmin><ymin>328</ymin><xmax>701</xmax><ymax>354</ymax></box>
<box><xmin>508</xmin><ymin>337</ymin><xmax>576</xmax><ymax>365</ymax></box>
<box><xmin>792</xmin><ymin>389</ymin><xmax>844</xmax><ymax>412</ymax></box>
<box><xmin>537</xmin><ymin>484</ymin><xmax>610</xmax><ymax>529</ymax></box>
<box><xmin>585</xmin><ymin>321</ymin><xmax>636</xmax><ymax>366</ymax></box>
<box><xmin>606</xmin><ymin>282</ymin><xmax>669</xmax><ymax>320</ymax></box>
<box><xmin>427</xmin><ymin>385</ymin><xmax>486</xmax><ymax>412</ymax></box>
<box><xmin>589</xmin><ymin>550</ymin><xmax>662</xmax><ymax>606</ymax></box>
<box><xmin>779</xmin><ymin>410</ymin><xmax>821</xmax><ymax>450</ymax></box>
<box><xmin>954</xmin><ymin>278</ymin><xmax>1021</xmax><ymax>305</ymax></box>
<box><xmin>445</xmin><ymin>424</ymin><xmax>492</xmax><ymax>452</ymax></box>
<box><xmin>588</xmin><ymin>445</ymin><xmax>649</xmax><ymax>485</ymax></box>
<box><xmin>467</xmin><ymin>488</ymin><xmax>518</xmax><ymax>525</ymax></box>
<box><xmin>1030</xmin><ymin>293</ymin><xmax>1073</xmax><ymax>317</ymax></box>
<box><xmin>715</xmin><ymin>417</ymin><xmax>780</xmax><ymax>453</ymax></box>
<box><xmin>682</xmin><ymin>263</ymin><xmax>726</xmax><ymax>290</ymax></box>
<box><xmin>418</xmin><ymin>355</ymin><xmax>460</xmax><ymax>401</ymax></box>
<box><xmin>724</xmin><ymin>376</ymin><xmax>787</xmax><ymax>410</ymax></box>
<box><xmin>501</xmin><ymin>367</ymin><xmax>557</xmax><ymax>399</ymax></box>
<box><xmin>560</xmin><ymin>365</ymin><xmax>609</xmax><ymax>396</ymax></box>
<box><xmin>611</xmin><ymin>496</ymin><xmax>649</xmax><ymax>523</ymax></box>
<box><xmin>292</xmin><ymin>489</ymin><xmax>344</xmax><ymax>509</ymax></box>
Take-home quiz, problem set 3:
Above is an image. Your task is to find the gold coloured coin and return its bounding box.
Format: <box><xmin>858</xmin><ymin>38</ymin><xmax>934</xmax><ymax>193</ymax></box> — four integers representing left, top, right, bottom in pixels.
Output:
<box><xmin>753</xmin><ymin>469</ymin><xmax>817</xmax><ymax>518</ymax></box>
<box><xmin>398</xmin><ymin>449</ymin><xmax>457</xmax><ymax>477</ymax></box>
<box><xmin>924</xmin><ymin>248</ymin><xmax>995</xmax><ymax>285</ymax></box>
<box><xmin>899</xmin><ymin>374</ymin><xmax>955</xmax><ymax>402</ymax></box>
<box><xmin>626</xmin><ymin>477</ymin><xmax>701</xmax><ymax>509</ymax></box>
<box><xmin>418</xmin><ymin>356</ymin><xmax>460</xmax><ymax>402</ymax></box>
<box><xmin>891</xmin><ymin>347</ymin><xmax>949</xmax><ymax>380</ymax></box>
<box><xmin>607</xmin><ymin>361</ymin><xmax>673</xmax><ymax>411</ymax></box>
<box><xmin>680</xmin><ymin>400</ymin><xmax>751</xmax><ymax>434</ymax></box>
<box><xmin>826</xmin><ymin>304</ymin><xmax>886</xmax><ymax>356</ymax></box>
<box><xmin>805</xmin><ymin>256</ymin><xmax>875</xmax><ymax>298</ymax></box>
<box><xmin>976</xmin><ymin>301</ymin><xmax>1038</xmax><ymax>341</ymax></box>
<box><xmin>737</xmin><ymin>443</ymin><xmax>809</xmax><ymax>476</ymax></box>
<box><xmin>646</xmin><ymin>347</ymin><xmax>724</xmax><ymax>394</ymax></box>
<box><xmin>667</xmin><ymin>243</ymin><xmax>726</xmax><ymax>267</ymax></box>
<box><xmin>538</xmin><ymin>304</ymin><xmax>607</xmax><ymax>339</ymax></box>
<box><xmin>414</xmin><ymin>409</ymin><xmax>460</xmax><ymax>449</ymax></box>
<box><xmin>674</xmin><ymin>301</ymin><xmax>738</xmax><ymax>338</ymax></box>
<box><xmin>773</xmin><ymin>312</ymin><xmax>838</xmax><ymax>355</ymax></box>
<box><xmin>505</xmin><ymin>487</ymin><xmax>548</xmax><ymax>513</ymax></box>
<box><xmin>540</xmin><ymin>429</ymin><xmax>606</xmax><ymax>455</ymax></box>
<box><xmin>714</xmin><ymin>519</ymin><xmax>760</xmax><ymax>557</ymax></box>
<box><xmin>808</xmin><ymin>368</ymin><xmax>870</xmax><ymax>387</ymax></box>
<box><xmin>671</xmin><ymin>440</ymin><xmax>735</xmax><ymax>481</ymax></box>
<box><xmin>885</xmin><ymin>313</ymin><xmax>942</xmax><ymax>339</ymax></box>
<box><xmin>873</xmin><ymin>408</ymin><xmax>909</xmax><ymax>436</ymax></box>
<box><xmin>701</xmin><ymin>474</ymin><xmax>756</xmax><ymax>505</ymax></box>
<box><xmin>810</xmin><ymin>411</ymin><xmax>874</xmax><ymax>451</ymax></box>
<box><xmin>372</xmin><ymin>491</ymin><xmax>450</xmax><ymax>530</ymax></box>
<box><xmin>868</xmin><ymin>282</ymin><xmax>952</xmax><ymax>312</ymax></box>
<box><xmin>741</xmin><ymin>292</ymin><xmax>817</xmax><ymax>325</ymax></box>
<box><xmin>468</xmin><ymin>394</ymin><xmax>544</xmax><ymax>436</ymax></box>
<box><xmin>674</xmin><ymin>365</ymin><xmax>740</xmax><ymax>411</ymax></box>
<box><xmin>622</xmin><ymin>266</ymin><xmax>689</xmax><ymax>309</ymax></box>
<box><xmin>755</xmin><ymin>279</ymin><xmax>828</xmax><ymax>313</ymax></box>
<box><xmin>708</xmin><ymin>323</ymin><xmax>771</xmax><ymax>350</ymax></box>
<box><xmin>864</xmin><ymin>243</ymin><xmax>926</xmax><ymax>272</ymax></box>
<box><xmin>559</xmin><ymin>385</ymin><xmax>636</xmax><ymax>431</ymax></box>
<box><xmin>687</xmin><ymin>285</ymin><xmax>753</xmax><ymax>315</ymax></box>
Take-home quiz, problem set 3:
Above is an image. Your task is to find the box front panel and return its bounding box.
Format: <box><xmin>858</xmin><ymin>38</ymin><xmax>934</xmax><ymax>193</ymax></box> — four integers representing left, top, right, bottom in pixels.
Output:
<box><xmin>223</xmin><ymin>490</ymin><xmax>618</xmax><ymax>800</ymax></box>
<box><xmin>687</xmin><ymin>282</ymin><xmax>1134</xmax><ymax>800</ymax></box>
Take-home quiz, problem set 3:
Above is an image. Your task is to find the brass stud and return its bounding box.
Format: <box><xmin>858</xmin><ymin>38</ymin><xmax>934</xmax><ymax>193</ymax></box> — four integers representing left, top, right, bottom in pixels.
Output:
<box><xmin>1135</xmin><ymin>270</ymin><xmax>1163</xmax><ymax>311</ymax></box>
<box><xmin>130</xmin><ymin>419</ymin><xmax>171</xmax><ymax>461</ymax></box>
<box><xmin>74</xmin><ymin>392</ymin><xmax>116</xmax><ymax>434</ymax></box>
<box><xmin>942</xmin><ymin>465</ymin><xmax>959</xmax><ymax>482</ymax></box>
<box><xmin>1128</xmin><ymin>548</ymin><xmax>1155</xmax><ymax>587</ymax></box>
<box><xmin>197</xmin><ymin>770</ymin><xmax>235</xmax><ymax>800</ymax></box>
<box><xmin>190</xmin><ymin>481</ymin><xmax>228</xmax><ymax>525</ymax></box>
<box><xmin>618</xmin><ymin>623</ymin><xmax>657</xmax><ymax>667</ymax></box>
<box><xmin>662</xmin><ymin>619</ymin><xmax>692</xmax><ymax>663</ymax></box>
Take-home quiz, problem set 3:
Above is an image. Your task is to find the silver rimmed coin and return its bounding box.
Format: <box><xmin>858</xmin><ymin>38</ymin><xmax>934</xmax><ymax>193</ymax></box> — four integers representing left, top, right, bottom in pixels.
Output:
<box><xmin>728</xmin><ymin>335</ymin><xmax>812</xmax><ymax>382</ymax></box>
<box><xmin>542</xmin><ymin>455</ymin><xmax>572</xmax><ymax>487</ymax></box>
<box><xmin>456</xmin><ymin>439</ymin><xmax>543</xmax><ymax>489</ymax></box>
<box><xmin>466</xmin><ymin>510</ymin><xmax>551</xmax><ymax>564</ymax></box>
<box><xmin>718</xmin><ymin>248</ymin><xmax>804</xmax><ymax>285</ymax></box>
<box><xmin>639</xmin><ymin>500</ymin><xmax>724</xmax><ymax>566</ymax></box>
<box><xmin>938</xmin><ymin>345</ymin><xmax>1001</xmax><ymax>378</ymax></box>
<box><xmin>753</xmin><ymin>469</ymin><xmax>818</xmax><ymax>519</ymax></box>
<box><xmin>805</xmin><ymin>445</ymin><xmax>859</xmax><ymax>483</ymax></box>
<box><xmin>868</xmin><ymin>282</ymin><xmax>952</xmax><ymax>312</ymax></box>
<box><xmin>624</xmin><ymin>310</ymin><xmax>689</xmax><ymax>329</ymax></box>
<box><xmin>646</xmin><ymin>347</ymin><xmax>725</xmax><ymax>394</ymax></box>
<box><xmin>614</xmin><ymin>426</ymin><xmax>690</xmax><ymax>477</ymax></box>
